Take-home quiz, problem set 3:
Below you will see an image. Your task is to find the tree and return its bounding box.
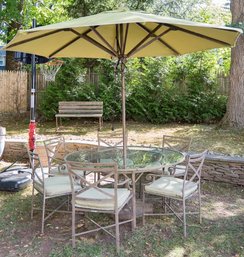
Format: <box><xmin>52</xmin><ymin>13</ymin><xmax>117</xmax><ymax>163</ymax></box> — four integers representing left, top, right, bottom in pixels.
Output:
<box><xmin>1</xmin><ymin>0</ymin><xmax>25</xmax><ymax>70</ymax></box>
<box><xmin>0</xmin><ymin>0</ymin><xmax>69</xmax><ymax>70</ymax></box>
<box><xmin>222</xmin><ymin>0</ymin><xmax>244</xmax><ymax>127</ymax></box>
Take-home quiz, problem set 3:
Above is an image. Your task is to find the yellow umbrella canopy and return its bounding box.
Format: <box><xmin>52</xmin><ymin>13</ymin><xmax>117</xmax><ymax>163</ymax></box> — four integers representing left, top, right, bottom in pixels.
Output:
<box><xmin>4</xmin><ymin>10</ymin><xmax>241</xmax><ymax>59</ymax></box>
<box><xmin>4</xmin><ymin>10</ymin><xmax>242</xmax><ymax>165</ymax></box>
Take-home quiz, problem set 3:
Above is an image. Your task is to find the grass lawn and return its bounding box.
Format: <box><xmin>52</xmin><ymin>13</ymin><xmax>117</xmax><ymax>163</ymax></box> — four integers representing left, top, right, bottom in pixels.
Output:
<box><xmin>0</xmin><ymin>181</ymin><xmax>243</xmax><ymax>257</ymax></box>
<box><xmin>2</xmin><ymin>117</ymin><xmax>244</xmax><ymax>156</ymax></box>
<box><xmin>0</xmin><ymin>118</ymin><xmax>244</xmax><ymax>256</ymax></box>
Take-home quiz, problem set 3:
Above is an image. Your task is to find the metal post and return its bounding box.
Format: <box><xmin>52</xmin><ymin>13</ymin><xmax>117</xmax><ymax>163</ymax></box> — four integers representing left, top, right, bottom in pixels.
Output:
<box><xmin>28</xmin><ymin>18</ymin><xmax>37</xmax><ymax>151</ymax></box>
<box><xmin>121</xmin><ymin>58</ymin><xmax>127</xmax><ymax>168</ymax></box>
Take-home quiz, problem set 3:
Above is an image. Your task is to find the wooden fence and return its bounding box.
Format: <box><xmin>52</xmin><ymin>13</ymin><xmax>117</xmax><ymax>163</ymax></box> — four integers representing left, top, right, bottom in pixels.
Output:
<box><xmin>0</xmin><ymin>69</ymin><xmax>229</xmax><ymax>116</ymax></box>
<box><xmin>0</xmin><ymin>71</ymin><xmax>28</xmax><ymax>114</ymax></box>
<box><xmin>0</xmin><ymin>70</ymin><xmax>45</xmax><ymax>115</ymax></box>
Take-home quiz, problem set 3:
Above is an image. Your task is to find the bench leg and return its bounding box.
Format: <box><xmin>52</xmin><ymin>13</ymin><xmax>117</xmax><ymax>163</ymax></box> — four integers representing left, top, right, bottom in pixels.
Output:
<box><xmin>56</xmin><ymin>117</ymin><xmax>58</xmax><ymax>131</ymax></box>
<box><xmin>99</xmin><ymin>117</ymin><xmax>102</xmax><ymax>131</ymax></box>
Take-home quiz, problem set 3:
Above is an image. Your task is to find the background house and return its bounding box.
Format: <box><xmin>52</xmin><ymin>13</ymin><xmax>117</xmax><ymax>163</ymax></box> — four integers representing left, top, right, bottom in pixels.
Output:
<box><xmin>0</xmin><ymin>46</ymin><xmax>6</xmax><ymax>70</ymax></box>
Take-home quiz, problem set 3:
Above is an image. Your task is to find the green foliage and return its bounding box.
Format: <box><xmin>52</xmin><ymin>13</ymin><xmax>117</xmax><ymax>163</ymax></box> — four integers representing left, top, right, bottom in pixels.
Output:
<box><xmin>67</xmin><ymin>0</ymin><xmax>154</xmax><ymax>18</ymax></box>
<box><xmin>39</xmin><ymin>50</ymin><xmax>228</xmax><ymax>124</ymax></box>
<box><xmin>0</xmin><ymin>0</ymin><xmax>69</xmax><ymax>43</ymax></box>
<box><xmin>39</xmin><ymin>58</ymin><xmax>93</xmax><ymax>119</ymax></box>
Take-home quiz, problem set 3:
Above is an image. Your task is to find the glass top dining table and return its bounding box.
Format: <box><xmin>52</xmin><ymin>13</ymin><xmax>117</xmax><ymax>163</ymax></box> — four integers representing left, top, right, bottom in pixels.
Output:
<box><xmin>65</xmin><ymin>145</ymin><xmax>185</xmax><ymax>228</ymax></box>
<box><xmin>65</xmin><ymin>145</ymin><xmax>185</xmax><ymax>173</ymax></box>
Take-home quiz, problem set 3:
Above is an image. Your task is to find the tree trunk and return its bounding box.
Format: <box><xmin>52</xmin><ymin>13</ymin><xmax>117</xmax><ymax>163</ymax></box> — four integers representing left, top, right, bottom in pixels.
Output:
<box><xmin>222</xmin><ymin>0</ymin><xmax>244</xmax><ymax>127</ymax></box>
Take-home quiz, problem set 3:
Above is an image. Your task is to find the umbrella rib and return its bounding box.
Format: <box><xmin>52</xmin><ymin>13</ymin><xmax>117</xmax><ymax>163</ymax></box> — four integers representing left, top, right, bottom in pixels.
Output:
<box><xmin>120</xmin><ymin>24</ymin><xmax>124</xmax><ymax>57</ymax></box>
<box><xmin>127</xmin><ymin>28</ymin><xmax>172</xmax><ymax>58</ymax></box>
<box><xmin>89</xmin><ymin>26</ymin><xmax>117</xmax><ymax>56</ymax></box>
<box><xmin>122</xmin><ymin>24</ymin><xmax>129</xmax><ymax>56</ymax></box>
<box><xmin>116</xmin><ymin>24</ymin><xmax>122</xmax><ymax>57</ymax></box>
<box><xmin>48</xmin><ymin>27</ymin><xmax>116</xmax><ymax>58</ymax></box>
<box><xmin>5</xmin><ymin>29</ymin><xmax>64</xmax><ymax>48</ymax></box>
<box><xmin>127</xmin><ymin>24</ymin><xmax>163</xmax><ymax>58</ymax></box>
<box><xmin>137</xmin><ymin>23</ymin><xmax>179</xmax><ymax>55</ymax></box>
<box><xmin>82</xmin><ymin>34</ymin><xmax>117</xmax><ymax>57</ymax></box>
<box><xmin>49</xmin><ymin>36</ymin><xmax>80</xmax><ymax>57</ymax></box>
<box><xmin>48</xmin><ymin>28</ymin><xmax>95</xmax><ymax>57</ymax></box>
<box><xmin>166</xmin><ymin>24</ymin><xmax>231</xmax><ymax>46</ymax></box>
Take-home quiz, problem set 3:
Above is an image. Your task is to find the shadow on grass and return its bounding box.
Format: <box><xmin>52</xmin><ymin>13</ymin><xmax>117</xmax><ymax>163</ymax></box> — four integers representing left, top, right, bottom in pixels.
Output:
<box><xmin>0</xmin><ymin>178</ymin><xmax>243</xmax><ymax>257</ymax></box>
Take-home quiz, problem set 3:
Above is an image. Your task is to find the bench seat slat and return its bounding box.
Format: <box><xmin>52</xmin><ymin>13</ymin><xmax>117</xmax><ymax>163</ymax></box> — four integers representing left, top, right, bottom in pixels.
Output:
<box><xmin>59</xmin><ymin>106</ymin><xmax>103</xmax><ymax>110</ymax></box>
<box><xmin>56</xmin><ymin>114</ymin><xmax>103</xmax><ymax>117</ymax></box>
<box><xmin>59</xmin><ymin>110</ymin><xmax>102</xmax><ymax>114</ymax></box>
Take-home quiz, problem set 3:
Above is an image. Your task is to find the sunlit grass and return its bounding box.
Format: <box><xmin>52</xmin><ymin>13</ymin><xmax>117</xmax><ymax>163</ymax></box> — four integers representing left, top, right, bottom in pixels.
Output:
<box><xmin>2</xmin><ymin>117</ymin><xmax>244</xmax><ymax>156</ymax></box>
<box><xmin>0</xmin><ymin>169</ymin><xmax>243</xmax><ymax>256</ymax></box>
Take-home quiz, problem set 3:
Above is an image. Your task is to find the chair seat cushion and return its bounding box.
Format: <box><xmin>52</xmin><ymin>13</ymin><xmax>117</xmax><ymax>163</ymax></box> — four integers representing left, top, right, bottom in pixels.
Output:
<box><xmin>75</xmin><ymin>188</ymin><xmax>131</xmax><ymax>211</ymax></box>
<box><xmin>35</xmin><ymin>176</ymin><xmax>79</xmax><ymax>196</ymax></box>
<box><xmin>145</xmin><ymin>176</ymin><xmax>198</xmax><ymax>198</ymax></box>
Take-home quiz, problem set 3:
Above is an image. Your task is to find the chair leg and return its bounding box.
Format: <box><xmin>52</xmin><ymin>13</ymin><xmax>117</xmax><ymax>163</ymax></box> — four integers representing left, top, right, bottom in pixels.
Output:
<box><xmin>183</xmin><ymin>198</ymin><xmax>186</xmax><ymax>237</ymax></box>
<box><xmin>31</xmin><ymin>185</ymin><xmax>35</xmax><ymax>219</ymax></box>
<box><xmin>198</xmin><ymin>190</ymin><xmax>202</xmax><ymax>224</ymax></box>
<box><xmin>115</xmin><ymin>210</ymin><xmax>120</xmax><ymax>252</ymax></box>
<box><xmin>142</xmin><ymin>187</ymin><xmax>145</xmax><ymax>226</ymax></box>
<box><xmin>56</xmin><ymin>117</ymin><xmax>58</xmax><ymax>131</ymax></box>
<box><xmin>41</xmin><ymin>195</ymin><xmax>46</xmax><ymax>234</ymax></box>
<box><xmin>72</xmin><ymin>206</ymin><xmax>76</xmax><ymax>248</ymax></box>
<box><xmin>163</xmin><ymin>197</ymin><xmax>167</xmax><ymax>213</ymax></box>
<box><xmin>67</xmin><ymin>195</ymin><xmax>70</xmax><ymax>211</ymax></box>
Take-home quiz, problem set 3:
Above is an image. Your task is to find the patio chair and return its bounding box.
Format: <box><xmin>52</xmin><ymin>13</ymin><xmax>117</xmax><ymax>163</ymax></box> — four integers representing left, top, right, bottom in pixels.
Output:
<box><xmin>66</xmin><ymin>161</ymin><xmax>134</xmax><ymax>252</ymax></box>
<box><xmin>27</xmin><ymin>150</ymin><xmax>80</xmax><ymax>234</ymax></box>
<box><xmin>162</xmin><ymin>135</ymin><xmax>192</xmax><ymax>177</ymax></box>
<box><xmin>43</xmin><ymin>136</ymin><xmax>68</xmax><ymax>176</ymax></box>
<box><xmin>142</xmin><ymin>150</ymin><xmax>207</xmax><ymax>237</ymax></box>
<box><xmin>97</xmin><ymin>129</ymin><xmax>132</xmax><ymax>179</ymax></box>
<box><xmin>97</xmin><ymin>129</ymin><xmax>128</xmax><ymax>149</ymax></box>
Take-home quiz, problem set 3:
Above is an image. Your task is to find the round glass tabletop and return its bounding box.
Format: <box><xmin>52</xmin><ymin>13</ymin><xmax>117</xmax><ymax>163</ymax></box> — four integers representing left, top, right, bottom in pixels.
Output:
<box><xmin>65</xmin><ymin>146</ymin><xmax>185</xmax><ymax>172</ymax></box>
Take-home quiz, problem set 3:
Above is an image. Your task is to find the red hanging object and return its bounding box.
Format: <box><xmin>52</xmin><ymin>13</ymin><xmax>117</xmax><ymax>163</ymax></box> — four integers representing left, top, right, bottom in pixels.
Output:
<box><xmin>28</xmin><ymin>121</ymin><xmax>36</xmax><ymax>151</ymax></box>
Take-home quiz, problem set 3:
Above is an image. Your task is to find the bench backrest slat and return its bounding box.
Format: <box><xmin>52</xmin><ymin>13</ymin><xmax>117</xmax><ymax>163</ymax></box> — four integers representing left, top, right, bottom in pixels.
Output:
<box><xmin>59</xmin><ymin>101</ymin><xmax>103</xmax><ymax>106</ymax></box>
<box><xmin>58</xmin><ymin>101</ymin><xmax>103</xmax><ymax>115</ymax></box>
<box><xmin>59</xmin><ymin>106</ymin><xmax>102</xmax><ymax>110</ymax></box>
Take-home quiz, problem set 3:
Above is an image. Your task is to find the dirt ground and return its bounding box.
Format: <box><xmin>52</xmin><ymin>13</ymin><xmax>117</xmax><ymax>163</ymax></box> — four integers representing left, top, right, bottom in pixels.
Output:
<box><xmin>3</xmin><ymin>120</ymin><xmax>244</xmax><ymax>156</ymax></box>
<box><xmin>0</xmin><ymin>121</ymin><xmax>244</xmax><ymax>256</ymax></box>
<box><xmin>0</xmin><ymin>181</ymin><xmax>243</xmax><ymax>257</ymax></box>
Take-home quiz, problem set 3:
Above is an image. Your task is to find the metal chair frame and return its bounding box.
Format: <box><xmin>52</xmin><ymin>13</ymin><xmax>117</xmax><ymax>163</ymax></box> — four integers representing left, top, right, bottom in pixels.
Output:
<box><xmin>27</xmin><ymin>150</ymin><xmax>72</xmax><ymax>234</ymax></box>
<box><xmin>162</xmin><ymin>135</ymin><xmax>192</xmax><ymax>152</ymax></box>
<box><xmin>66</xmin><ymin>161</ymin><xmax>134</xmax><ymax>252</ymax></box>
<box><xmin>97</xmin><ymin>129</ymin><xmax>128</xmax><ymax>149</ymax></box>
<box><xmin>162</xmin><ymin>135</ymin><xmax>192</xmax><ymax>176</ymax></box>
<box><xmin>142</xmin><ymin>150</ymin><xmax>207</xmax><ymax>237</ymax></box>
<box><xmin>43</xmin><ymin>136</ymin><xmax>67</xmax><ymax>175</ymax></box>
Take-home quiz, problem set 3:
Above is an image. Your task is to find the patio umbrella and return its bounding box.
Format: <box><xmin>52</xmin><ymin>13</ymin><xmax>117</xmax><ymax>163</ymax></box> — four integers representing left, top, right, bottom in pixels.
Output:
<box><xmin>4</xmin><ymin>10</ymin><xmax>242</xmax><ymax>165</ymax></box>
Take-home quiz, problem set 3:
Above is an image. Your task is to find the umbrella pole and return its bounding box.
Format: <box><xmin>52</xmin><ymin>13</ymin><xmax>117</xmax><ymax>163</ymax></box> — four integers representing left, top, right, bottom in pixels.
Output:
<box><xmin>28</xmin><ymin>18</ymin><xmax>37</xmax><ymax>151</ymax></box>
<box><xmin>121</xmin><ymin>59</ymin><xmax>127</xmax><ymax>168</ymax></box>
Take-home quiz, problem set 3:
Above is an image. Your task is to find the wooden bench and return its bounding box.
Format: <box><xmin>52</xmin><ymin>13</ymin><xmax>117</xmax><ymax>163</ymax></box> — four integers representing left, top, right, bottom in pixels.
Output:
<box><xmin>55</xmin><ymin>101</ymin><xmax>103</xmax><ymax>130</ymax></box>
